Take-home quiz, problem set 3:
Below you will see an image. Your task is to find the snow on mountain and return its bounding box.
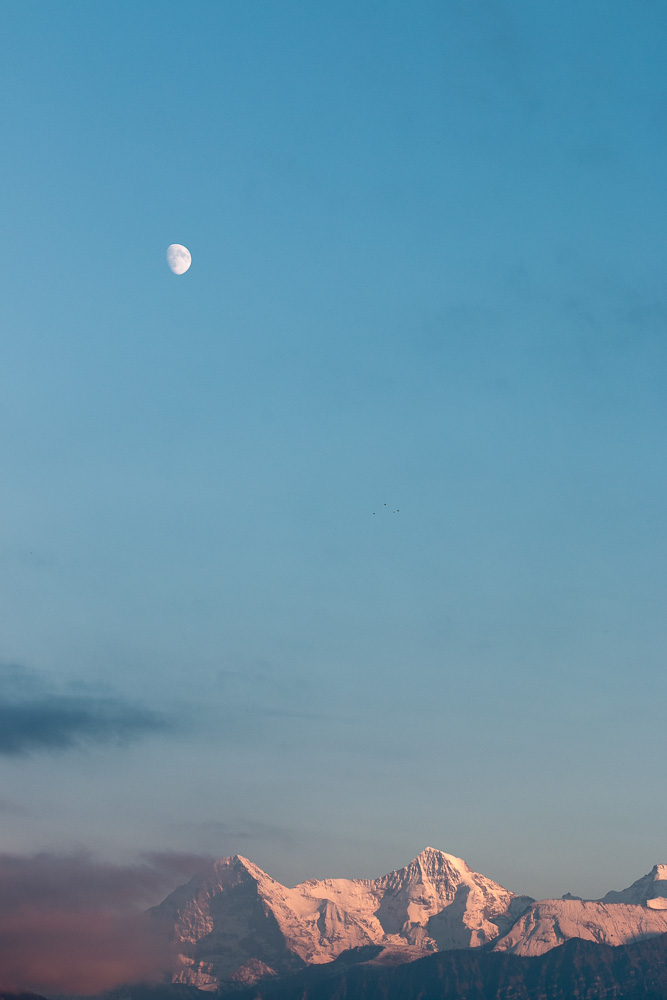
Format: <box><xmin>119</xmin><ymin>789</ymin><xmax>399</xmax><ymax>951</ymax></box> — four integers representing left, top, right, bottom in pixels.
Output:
<box><xmin>296</xmin><ymin>847</ymin><xmax>534</xmax><ymax>951</ymax></box>
<box><xmin>492</xmin><ymin>898</ymin><xmax>667</xmax><ymax>957</ymax></box>
<box><xmin>598</xmin><ymin>864</ymin><xmax>667</xmax><ymax>907</ymax></box>
<box><xmin>150</xmin><ymin>848</ymin><xmax>533</xmax><ymax>988</ymax></box>
<box><xmin>150</xmin><ymin>851</ymin><xmax>667</xmax><ymax>987</ymax></box>
<box><xmin>149</xmin><ymin>855</ymin><xmax>305</xmax><ymax>988</ymax></box>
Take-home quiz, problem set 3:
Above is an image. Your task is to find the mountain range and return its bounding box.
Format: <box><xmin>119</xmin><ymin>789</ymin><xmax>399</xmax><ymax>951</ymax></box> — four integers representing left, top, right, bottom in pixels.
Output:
<box><xmin>148</xmin><ymin>848</ymin><xmax>667</xmax><ymax>990</ymax></box>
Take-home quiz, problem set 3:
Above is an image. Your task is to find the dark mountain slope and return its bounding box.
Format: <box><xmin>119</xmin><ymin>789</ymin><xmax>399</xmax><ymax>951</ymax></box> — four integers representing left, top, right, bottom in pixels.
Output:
<box><xmin>214</xmin><ymin>932</ymin><xmax>667</xmax><ymax>1000</ymax></box>
<box><xmin>93</xmin><ymin>934</ymin><xmax>667</xmax><ymax>1000</ymax></box>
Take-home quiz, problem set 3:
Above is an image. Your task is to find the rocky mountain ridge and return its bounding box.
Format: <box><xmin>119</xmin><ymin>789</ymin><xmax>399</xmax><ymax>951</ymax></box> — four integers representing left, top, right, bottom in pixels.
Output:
<box><xmin>149</xmin><ymin>849</ymin><xmax>667</xmax><ymax>989</ymax></box>
<box><xmin>494</xmin><ymin>898</ymin><xmax>667</xmax><ymax>956</ymax></box>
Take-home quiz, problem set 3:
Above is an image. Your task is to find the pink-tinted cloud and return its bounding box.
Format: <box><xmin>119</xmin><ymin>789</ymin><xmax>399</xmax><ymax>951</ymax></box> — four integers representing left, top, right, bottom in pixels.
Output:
<box><xmin>0</xmin><ymin>908</ymin><xmax>167</xmax><ymax>994</ymax></box>
<box><xmin>0</xmin><ymin>851</ymin><xmax>210</xmax><ymax>994</ymax></box>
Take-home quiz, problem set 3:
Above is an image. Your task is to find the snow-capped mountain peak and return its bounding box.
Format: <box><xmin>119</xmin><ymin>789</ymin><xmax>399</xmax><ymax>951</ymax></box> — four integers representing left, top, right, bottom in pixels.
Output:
<box><xmin>150</xmin><ymin>852</ymin><xmax>667</xmax><ymax>989</ymax></box>
<box><xmin>599</xmin><ymin>863</ymin><xmax>667</xmax><ymax>906</ymax></box>
<box><xmin>416</xmin><ymin>845</ymin><xmax>467</xmax><ymax>865</ymax></box>
<box><xmin>493</xmin><ymin>898</ymin><xmax>667</xmax><ymax>956</ymax></box>
<box><xmin>490</xmin><ymin>863</ymin><xmax>667</xmax><ymax>957</ymax></box>
<box><xmin>410</xmin><ymin>846</ymin><xmax>472</xmax><ymax>879</ymax></box>
<box><xmin>151</xmin><ymin>848</ymin><xmax>533</xmax><ymax>988</ymax></box>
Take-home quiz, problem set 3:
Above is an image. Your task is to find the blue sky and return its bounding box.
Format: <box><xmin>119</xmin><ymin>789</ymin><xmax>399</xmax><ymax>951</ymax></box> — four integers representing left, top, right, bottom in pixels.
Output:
<box><xmin>0</xmin><ymin>0</ymin><xmax>666</xmax><ymax>901</ymax></box>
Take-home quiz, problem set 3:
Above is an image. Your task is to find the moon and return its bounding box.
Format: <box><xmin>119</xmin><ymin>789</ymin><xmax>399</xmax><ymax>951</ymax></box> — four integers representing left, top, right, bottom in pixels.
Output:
<box><xmin>166</xmin><ymin>244</ymin><xmax>192</xmax><ymax>275</ymax></box>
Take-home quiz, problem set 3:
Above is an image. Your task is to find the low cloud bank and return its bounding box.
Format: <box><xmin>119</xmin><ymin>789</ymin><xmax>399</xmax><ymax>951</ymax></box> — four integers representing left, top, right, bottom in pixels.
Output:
<box><xmin>0</xmin><ymin>850</ymin><xmax>210</xmax><ymax>994</ymax></box>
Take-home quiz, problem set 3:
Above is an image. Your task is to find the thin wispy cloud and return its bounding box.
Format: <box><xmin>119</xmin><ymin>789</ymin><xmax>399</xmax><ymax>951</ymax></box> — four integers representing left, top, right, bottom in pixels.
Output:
<box><xmin>170</xmin><ymin>818</ymin><xmax>296</xmax><ymax>850</ymax></box>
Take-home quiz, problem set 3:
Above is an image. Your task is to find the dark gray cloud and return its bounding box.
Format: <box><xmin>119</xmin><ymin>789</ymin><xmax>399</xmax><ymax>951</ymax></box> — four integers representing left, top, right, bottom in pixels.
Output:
<box><xmin>0</xmin><ymin>663</ymin><xmax>174</xmax><ymax>757</ymax></box>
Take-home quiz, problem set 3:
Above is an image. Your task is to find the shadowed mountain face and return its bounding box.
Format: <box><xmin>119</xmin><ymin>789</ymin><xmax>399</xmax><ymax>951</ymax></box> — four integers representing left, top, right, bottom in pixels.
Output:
<box><xmin>148</xmin><ymin>857</ymin><xmax>307</xmax><ymax>987</ymax></box>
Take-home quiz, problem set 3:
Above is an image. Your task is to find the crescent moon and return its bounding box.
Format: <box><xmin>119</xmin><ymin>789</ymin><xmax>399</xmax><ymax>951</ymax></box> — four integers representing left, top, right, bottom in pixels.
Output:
<box><xmin>166</xmin><ymin>244</ymin><xmax>192</xmax><ymax>275</ymax></box>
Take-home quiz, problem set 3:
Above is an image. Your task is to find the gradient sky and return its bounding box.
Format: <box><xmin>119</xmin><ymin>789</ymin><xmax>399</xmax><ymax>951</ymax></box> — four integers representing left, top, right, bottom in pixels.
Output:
<box><xmin>1</xmin><ymin>0</ymin><xmax>666</xmax><ymax>904</ymax></box>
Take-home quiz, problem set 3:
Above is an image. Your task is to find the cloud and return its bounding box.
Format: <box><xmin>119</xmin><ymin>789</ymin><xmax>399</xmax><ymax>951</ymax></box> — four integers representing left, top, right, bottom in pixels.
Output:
<box><xmin>0</xmin><ymin>850</ymin><xmax>210</xmax><ymax>994</ymax></box>
<box><xmin>0</xmin><ymin>908</ymin><xmax>162</xmax><ymax>994</ymax></box>
<box><xmin>0</xmin><ymin>698</ymin><xmax>168</xmax><ymax>756</ymax></box>
<box><xmin>0</xmin><ymin>663</ymin><xmax>174</xmax><ymax>757</ymax></box>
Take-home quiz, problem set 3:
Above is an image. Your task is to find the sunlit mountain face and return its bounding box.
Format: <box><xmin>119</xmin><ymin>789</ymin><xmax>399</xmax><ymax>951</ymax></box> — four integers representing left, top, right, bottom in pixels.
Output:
<box><xmin>147</xmin><ymin>849</ymin><xmax>667</xmax><ymax>990</ymax></box>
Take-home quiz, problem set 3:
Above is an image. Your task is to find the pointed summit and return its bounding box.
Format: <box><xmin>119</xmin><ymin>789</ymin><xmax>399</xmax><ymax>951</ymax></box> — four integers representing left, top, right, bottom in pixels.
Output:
<box><xmin>149</xmin><ymin>854</ymin><xmax>299</xmax><ymax>988</ymax></box>
<box><xmin>599</xmin><ymin>864</ymin><xmax>667</xmax><ymax>907</ymax></box>
<box><xmin>416</xmin><ymin>846</ymin><xmax>467</xmax><ymax>863</ymax></box>
<box><xmin>370</xmin><ymin>848</ymin><xmax>533</xmax><ymax>951</ymax></box>
<box><xmin>213</xmin><ymin>853</ymin><xmax>272</xmax><ymax>881</ymax></box>
<box><xmin>412</xmin><ymin>847</ymin><xmax>471</xmax><ymax>877</ymax></box>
